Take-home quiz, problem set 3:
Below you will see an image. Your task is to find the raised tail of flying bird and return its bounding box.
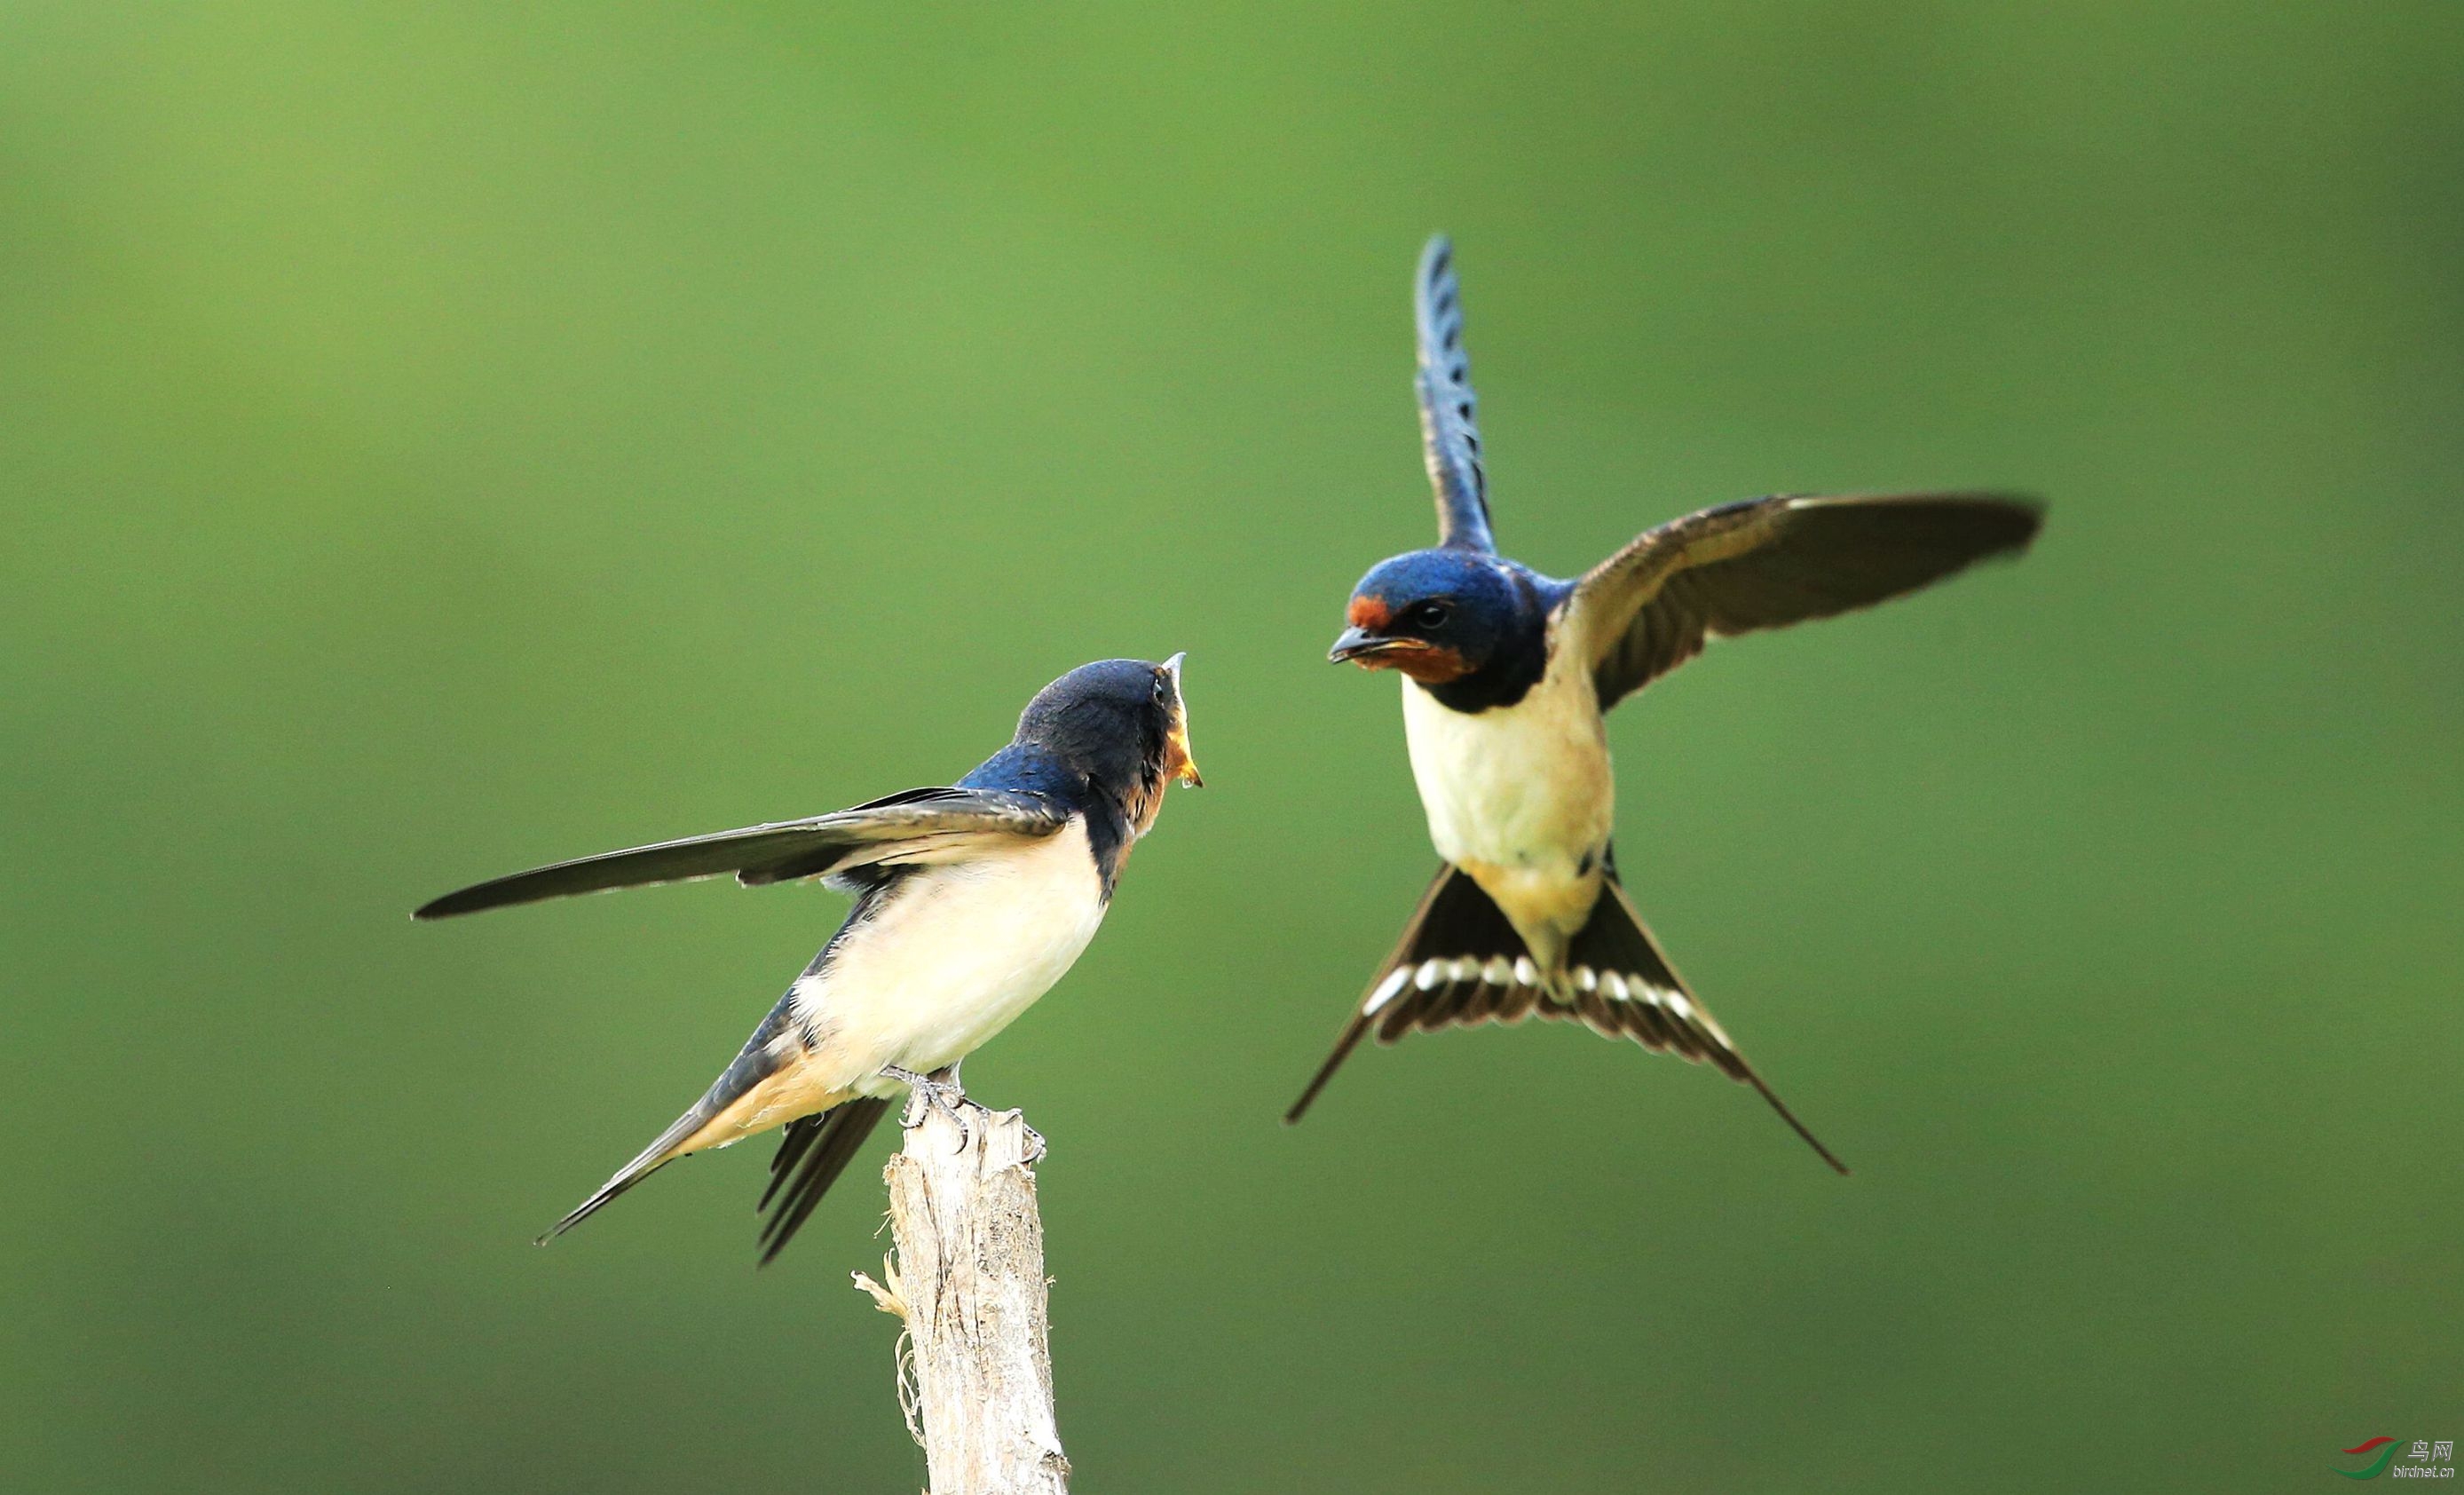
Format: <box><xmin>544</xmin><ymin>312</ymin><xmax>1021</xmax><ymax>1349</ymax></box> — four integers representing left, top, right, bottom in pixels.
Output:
<box><xmin>1286</xmin><ymin>860</ymin><xmax>1847</xmax><ymax>1175</ymax></box>
<box><xmin>1566</xmin><ymin>875</ymin><xmax>1847</xmax><ymax>1174</ymax></box>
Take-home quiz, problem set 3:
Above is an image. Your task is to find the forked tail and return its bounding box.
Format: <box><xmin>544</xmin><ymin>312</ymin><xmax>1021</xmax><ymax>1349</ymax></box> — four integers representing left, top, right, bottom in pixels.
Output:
<box><xmin>1568</xmin><ymin>877</ymin><xmax>1848</xmax><ymax>1175</ymax></box>
<box><xmin>1289</xmin><ymin>862</ymin><xmax>1849</xmax><ymax>1175</ymax></box>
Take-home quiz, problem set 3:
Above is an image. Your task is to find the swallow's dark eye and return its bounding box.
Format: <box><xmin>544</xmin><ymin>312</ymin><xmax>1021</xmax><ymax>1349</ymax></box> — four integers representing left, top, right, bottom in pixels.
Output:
<box><xmin>1412</xmin><ymin>601</ymin><xmax>1452</xmax><ymax>630</ymax></box>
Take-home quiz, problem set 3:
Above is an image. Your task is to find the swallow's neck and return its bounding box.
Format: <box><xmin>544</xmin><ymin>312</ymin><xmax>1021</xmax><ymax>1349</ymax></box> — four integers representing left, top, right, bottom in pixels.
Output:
<box><xmin>1419</xmin><ymin>613</ymin><xmax>1550</xmax><ymax>713</ymax></box>
<box><xmin>1083</xmin><ymin>751</ymin><xmax>1176</xmax><ymax>898</ymax></box>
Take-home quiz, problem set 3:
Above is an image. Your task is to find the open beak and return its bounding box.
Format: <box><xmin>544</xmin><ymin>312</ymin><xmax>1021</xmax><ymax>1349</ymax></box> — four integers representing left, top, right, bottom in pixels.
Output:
<box><xmin>1328</xmin><ymin>627</ymin><xmax>1433</xmax><ymax>667</ymax></box>
<box><xmin>1162</xmin><ymin>652</ymin><xmax>1203</xmax><ymax>787</ymax></box>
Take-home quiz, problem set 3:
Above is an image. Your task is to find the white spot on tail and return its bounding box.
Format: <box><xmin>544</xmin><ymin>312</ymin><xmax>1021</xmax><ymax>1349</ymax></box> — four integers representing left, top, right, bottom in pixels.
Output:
<box><xmin>1364</xmin><ymin>966</ymin><xmax>1412</xmax><ymax>1016</ymax></box>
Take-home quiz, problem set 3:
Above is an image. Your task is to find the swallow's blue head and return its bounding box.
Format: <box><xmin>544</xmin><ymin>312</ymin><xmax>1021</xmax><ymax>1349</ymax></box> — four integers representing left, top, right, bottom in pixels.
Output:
<box><xmin>1012</xmin><ymin>654</ymin><xmax>1202</xmax><ymax>800</ymax></box>
<box><xmin>1329</xmin><ymin>549</ymin><xmax>1552</xmax><ymax>704</ymax></box>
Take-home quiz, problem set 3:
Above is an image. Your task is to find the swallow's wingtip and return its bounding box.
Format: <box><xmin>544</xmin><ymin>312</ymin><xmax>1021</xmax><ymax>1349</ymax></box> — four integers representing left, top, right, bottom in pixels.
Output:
<box><xmin>1997</xmin><ymin>491</ymin><xmax>2050</xmax><ymax>532</ymax></box>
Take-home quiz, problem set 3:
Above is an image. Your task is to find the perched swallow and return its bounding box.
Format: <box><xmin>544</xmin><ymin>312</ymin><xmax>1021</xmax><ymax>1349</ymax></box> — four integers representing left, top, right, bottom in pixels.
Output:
<box><xmin>417</xmin><ymin>657</ymin><xmax>1201</xmax><ymax>1261</ymax></box>
<box><xmin>1289</xmin><ymin>237</ymin><xmax>2042</xmax><ymax>1164</ymax></box>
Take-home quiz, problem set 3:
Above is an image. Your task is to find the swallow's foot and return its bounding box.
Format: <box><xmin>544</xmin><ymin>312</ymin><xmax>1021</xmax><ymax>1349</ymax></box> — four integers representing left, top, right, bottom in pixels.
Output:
<box><xmin>881</xmin><ymin>1064</ymin><xmax>974</xmax><ymax>1151</ymax></box>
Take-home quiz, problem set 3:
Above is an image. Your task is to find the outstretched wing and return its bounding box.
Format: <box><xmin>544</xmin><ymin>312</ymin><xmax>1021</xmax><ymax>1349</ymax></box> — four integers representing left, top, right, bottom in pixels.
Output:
<box><xmin>413</xmin><ymin>787</ymin><xmax>1069</xmax><ymax>919</ymax></box>
<box><xmin>1413</xmin><ymin>235</ymin><xmax>1496</xmax><ymax>552</ymax></box>
<box><xmin>1562</xmin><ymin>492</ymin><xmax>2042</xmax><ymax>710</ymax></box>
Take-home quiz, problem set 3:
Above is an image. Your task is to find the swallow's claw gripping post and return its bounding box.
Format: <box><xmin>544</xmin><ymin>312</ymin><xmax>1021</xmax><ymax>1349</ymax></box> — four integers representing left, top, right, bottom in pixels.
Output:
<box><xmin>881</xmin><ymin>1064</ymin><xmax>974</xmax><ymax>1153</ymax></box>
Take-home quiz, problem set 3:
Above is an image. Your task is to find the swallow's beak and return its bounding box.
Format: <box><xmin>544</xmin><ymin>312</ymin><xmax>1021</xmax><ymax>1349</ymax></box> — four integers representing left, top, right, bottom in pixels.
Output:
<box><xmin>1162</xmin><ymin>652</ymin><xmax>1203</xmax><ymax>787</ymax></box>
<box><xmin>1328</xmin><ymin>626</ymin><xmax>1432</xmax><ymax>667</ymax></box>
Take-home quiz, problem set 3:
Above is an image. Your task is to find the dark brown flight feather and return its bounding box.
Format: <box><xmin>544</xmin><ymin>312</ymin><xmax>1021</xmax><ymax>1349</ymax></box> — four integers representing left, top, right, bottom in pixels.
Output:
<box><xmin>1414</xmin><ymin>235</ymin><xmax>1496</xmax><ymax>554</ymax></box>
<box><xmin>413</xmin><ymin>787</ymin><xmax>1068</xmax><ymax>920</ymax></box>
<box><xmin>1572</xmin><ymin>492</ymin><xmax>2042</xmax><ymax>710</ymax></box>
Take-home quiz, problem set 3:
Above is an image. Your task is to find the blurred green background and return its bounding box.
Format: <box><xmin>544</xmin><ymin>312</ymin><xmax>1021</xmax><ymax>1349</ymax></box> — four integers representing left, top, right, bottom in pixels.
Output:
<box><xmin>4</xmin><ymin>3</ymin><xmax>2459</xmax><ymax>1490</ymax></box>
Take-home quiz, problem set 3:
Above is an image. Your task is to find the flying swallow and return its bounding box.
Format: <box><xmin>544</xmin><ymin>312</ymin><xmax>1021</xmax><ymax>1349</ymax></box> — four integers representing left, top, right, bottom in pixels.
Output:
<box><xmin>1288</xmin><ymin>237</ymin><xmax>2042</xmax><ymax>1165</ymax></box>
<box><xmin>417</xmin><ymin>657</ymin><xmax>1202</xmax><ymax>1261</ymax></box>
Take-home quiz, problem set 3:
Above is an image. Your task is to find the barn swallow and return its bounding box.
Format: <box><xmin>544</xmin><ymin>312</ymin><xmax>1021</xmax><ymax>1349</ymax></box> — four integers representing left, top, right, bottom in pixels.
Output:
<box><xmin>1288</xmin><ymin>237</ymin><xmax>2041</xmax><ymax>1165</ymax></box>
<box><xmin>417</xmin><ymin>657</ymin><xmax>1201</xmax><ymax>1261</ymax></box>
